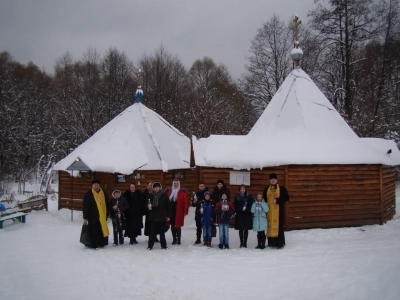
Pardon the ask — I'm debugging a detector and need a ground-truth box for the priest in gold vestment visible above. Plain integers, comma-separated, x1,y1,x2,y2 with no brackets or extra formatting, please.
263,173,289,249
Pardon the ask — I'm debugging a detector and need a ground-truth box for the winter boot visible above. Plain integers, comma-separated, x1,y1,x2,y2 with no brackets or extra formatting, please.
171,227,177,245
176,228,181,245
195,229,202,244
243,231,248,248
194,235,201,244
260,235,266,249
224,244,229,249
239,230,244,248
203,241,207,246
255,236,261,249
218,244,224,249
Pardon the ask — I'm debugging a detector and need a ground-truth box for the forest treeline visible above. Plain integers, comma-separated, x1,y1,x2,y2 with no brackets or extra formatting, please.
0,0,399,194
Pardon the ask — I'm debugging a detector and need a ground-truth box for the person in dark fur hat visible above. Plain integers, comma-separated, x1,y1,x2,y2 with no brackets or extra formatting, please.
263,173,289,249
212,179,230,203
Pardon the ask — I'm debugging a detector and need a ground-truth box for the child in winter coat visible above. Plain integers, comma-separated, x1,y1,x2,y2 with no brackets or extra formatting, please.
251,193,269,249
109,188,129,246
200,191,215,247
214,192,235,249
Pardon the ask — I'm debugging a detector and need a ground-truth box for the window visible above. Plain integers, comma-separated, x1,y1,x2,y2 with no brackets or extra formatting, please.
129,173,145,180
79,171,92,179
174,171,185,179
229,171,250,185
116,174,126,183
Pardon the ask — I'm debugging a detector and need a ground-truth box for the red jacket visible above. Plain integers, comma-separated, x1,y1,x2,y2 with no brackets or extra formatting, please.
165,188,189,227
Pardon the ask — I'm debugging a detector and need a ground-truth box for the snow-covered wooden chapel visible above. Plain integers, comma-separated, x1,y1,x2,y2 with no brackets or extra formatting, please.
192,30,400,230
54,85,198,211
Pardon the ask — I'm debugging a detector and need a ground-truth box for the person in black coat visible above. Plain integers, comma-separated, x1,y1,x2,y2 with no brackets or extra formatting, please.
263,173,290,249
234,184,254,248
212,179,230,203
146,182,171,250
143,181,158,242
108,188,129,246
83,179,109,249
123,183,145,245
191,182,208,244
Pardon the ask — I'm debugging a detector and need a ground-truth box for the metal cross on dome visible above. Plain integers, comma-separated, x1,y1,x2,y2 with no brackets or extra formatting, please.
293,15,301,47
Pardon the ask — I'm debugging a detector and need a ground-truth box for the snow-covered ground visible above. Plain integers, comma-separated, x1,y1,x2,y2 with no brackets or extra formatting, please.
1,186,400,300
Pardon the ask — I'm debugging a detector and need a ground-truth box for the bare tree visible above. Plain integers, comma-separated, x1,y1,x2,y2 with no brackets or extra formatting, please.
241,14,293,115
308,0,377,124
139,45,190,135
188,57,254,137
100,47,136,122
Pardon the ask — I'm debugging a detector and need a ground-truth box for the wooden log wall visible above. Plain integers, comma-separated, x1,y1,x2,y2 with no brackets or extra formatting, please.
58,169,198,210
59,165,397,230
381,166,396,223
199,167,286,201
287,165,382,230
199,164,395,230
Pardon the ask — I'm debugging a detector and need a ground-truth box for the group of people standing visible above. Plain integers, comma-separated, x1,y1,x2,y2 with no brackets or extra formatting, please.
82,173,289,250
191,173,289,249
83,179,188,250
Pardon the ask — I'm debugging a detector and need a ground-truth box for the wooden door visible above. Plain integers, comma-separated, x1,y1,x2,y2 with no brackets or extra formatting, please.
97,173,116,200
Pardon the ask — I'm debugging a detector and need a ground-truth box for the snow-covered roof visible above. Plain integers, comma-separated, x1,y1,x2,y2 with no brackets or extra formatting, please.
54,103,190,174
193,69,400,169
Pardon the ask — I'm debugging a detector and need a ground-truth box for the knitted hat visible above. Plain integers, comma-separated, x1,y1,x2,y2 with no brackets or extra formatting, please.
216,179,224,185
91,179,100,185
204,191,211,197
269,173,278,180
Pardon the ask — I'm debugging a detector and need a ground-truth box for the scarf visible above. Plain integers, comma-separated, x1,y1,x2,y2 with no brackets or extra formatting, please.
238,192,247,204
169,181,181,202
266,184,280,238
153,191,161,207
169,188,180,202
92,188,109,237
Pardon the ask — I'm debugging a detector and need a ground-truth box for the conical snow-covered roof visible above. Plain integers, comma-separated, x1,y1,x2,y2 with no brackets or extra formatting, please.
249,69,358,139
54,103,190,174
192,69,400,169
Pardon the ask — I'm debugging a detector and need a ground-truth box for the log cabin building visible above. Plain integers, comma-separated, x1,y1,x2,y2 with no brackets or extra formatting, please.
54,101,198,211
191,43,400,230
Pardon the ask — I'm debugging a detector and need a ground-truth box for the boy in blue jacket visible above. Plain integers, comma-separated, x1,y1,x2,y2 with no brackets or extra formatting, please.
200,191,215,247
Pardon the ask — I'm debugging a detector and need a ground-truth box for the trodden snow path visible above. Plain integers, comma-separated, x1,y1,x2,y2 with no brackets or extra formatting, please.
1,192,400,300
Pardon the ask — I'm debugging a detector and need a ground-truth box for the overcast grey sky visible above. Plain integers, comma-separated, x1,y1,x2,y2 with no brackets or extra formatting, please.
0,0,315,79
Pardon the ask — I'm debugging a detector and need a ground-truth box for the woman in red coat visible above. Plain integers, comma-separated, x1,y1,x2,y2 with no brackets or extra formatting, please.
165,179,188,245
